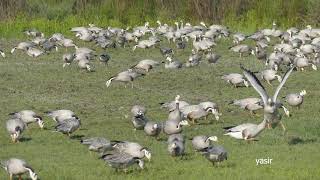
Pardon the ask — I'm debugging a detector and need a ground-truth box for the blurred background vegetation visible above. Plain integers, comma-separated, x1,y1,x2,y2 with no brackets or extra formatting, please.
0,0,319,38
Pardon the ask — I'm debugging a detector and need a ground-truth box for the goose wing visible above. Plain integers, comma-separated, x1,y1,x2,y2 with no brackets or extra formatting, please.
241,65,269,105
272,67,294,102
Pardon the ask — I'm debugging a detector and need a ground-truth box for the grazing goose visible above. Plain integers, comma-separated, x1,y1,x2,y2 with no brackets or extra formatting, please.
233,32,246,44
57,38,77,50
6,119,26,143
221,73,249,88
164,56,182,69
26,47,44,57
199,145,228,165
160,47,173,57
99,53,111,65
101,152,144,171
229,44,253,57
131,105,146,116
223,119,267,141
241,65,293,131
253,46,267,62
167,135,185,157
1,158,38,180
11,42,35,54
260,69,282,86
54,117,81,136
294,54,317,71
144,121,162,139
9,110,44,129
192,135,218,151
284,90,306,109
229,97,263,114
45,109,76,122
167,133,185,144
81,137,112,152
131,59,159,72
163,120,189,135
205,51,221,64
183,105,219,124
106,69,143,88
41,40,58,52
62,53,75,68
198,101,221,120
77,58,92,72
0,49,5,58
111,141,151,161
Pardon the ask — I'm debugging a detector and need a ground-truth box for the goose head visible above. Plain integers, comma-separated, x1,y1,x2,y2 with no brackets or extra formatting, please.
306,25,312,30
12,127,22,143
156,20,161,26
264,98,276,113
175,95,180,104
152,123,158,130
177,120,189,128
34,116,44,129
166,56,173,62
200,21,207,28
134,158,144,169
25,167,38,180
141,148,151,161
207,136,218,142
299,90,307,96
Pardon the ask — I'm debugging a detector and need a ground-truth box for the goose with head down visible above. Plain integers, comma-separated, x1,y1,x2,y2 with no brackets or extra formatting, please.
1,158,38,180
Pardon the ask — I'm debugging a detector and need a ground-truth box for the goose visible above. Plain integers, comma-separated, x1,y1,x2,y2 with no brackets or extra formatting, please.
26,47,44,57
160,47,173,57
163,120,189,135
77,58,92,72
164,56,182,69
0,49,5,58
299,44,318,55
221,73,249,88
81,137,112,152
131,105,146,116
167,133,185,144
198,101,221,119
1,158,38,180
11,42,35,54
57,38,77,50
167,136,185,157
99,53,111,65
131,110,148,130
167,95,183,122
62,53,75,68
205,51,221,64
41,40,58,52
111,141,151,161
260,69,282,85
24,29,44,38
294,53,317,71
223,119,267,141
253,46,267,62
49,33,65,42
233,33,246,44
32,37,46,45
144,121,162,139
76,30,95,42
54,117,81,136
131,59,159,72
274,43,295,54
6,119,26,143
284,90,306,109
106,69,143,88
182,105,220,124
45,109,76,122
229,44,253,57
241,65,293,131
199,145,227,165
100,152,144,171
176,40,187,49
9,110,44,129
160,99,189,112
192,135,218,151
75,47,95,55
229,97,263,114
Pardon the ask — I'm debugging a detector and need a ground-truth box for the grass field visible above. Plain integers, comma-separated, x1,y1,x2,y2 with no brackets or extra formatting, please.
0,36,320,180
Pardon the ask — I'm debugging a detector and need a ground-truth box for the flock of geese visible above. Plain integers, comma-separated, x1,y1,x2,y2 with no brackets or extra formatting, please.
1,20,318,179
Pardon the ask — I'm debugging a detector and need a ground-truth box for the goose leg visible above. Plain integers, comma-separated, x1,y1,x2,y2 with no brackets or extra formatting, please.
267,80,272,86
279,121,286,132
267,123,271,129
9,174,12,180
19,175,22,180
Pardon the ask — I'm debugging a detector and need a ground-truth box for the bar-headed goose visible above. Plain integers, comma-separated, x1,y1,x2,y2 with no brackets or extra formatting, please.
45,109,76,122
163,120,189,135
221,73,249,88
192,135,218,151
229,44,253,57
131,110,148,130
164,56,182,69
0,49,5,58
100,152,144,171
26,47,44,58
99,53,111,65
106,69,143,88
229,97,263,115
9,110,44,129
62,53,75,68
260,69,282,86
11,42,35,54
284,90,306,108
81,137,112,153
54,117,81,136
1,158,38,180
144,121,162,139
6,119,26,143
199,145,227,165
167,135,185,157
167,95,183,122
111,141,151,161
241,65,294,131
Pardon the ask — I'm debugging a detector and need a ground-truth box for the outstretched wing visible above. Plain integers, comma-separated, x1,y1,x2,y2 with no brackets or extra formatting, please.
273,67,294,102
241,65,269,105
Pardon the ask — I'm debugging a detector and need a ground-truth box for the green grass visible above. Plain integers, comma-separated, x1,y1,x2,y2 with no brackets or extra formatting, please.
0,36,320,180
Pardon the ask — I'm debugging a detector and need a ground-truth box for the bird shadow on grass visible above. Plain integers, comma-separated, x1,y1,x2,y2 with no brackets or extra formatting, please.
287,136,317,145
70,134,85,140
19,137,32,142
